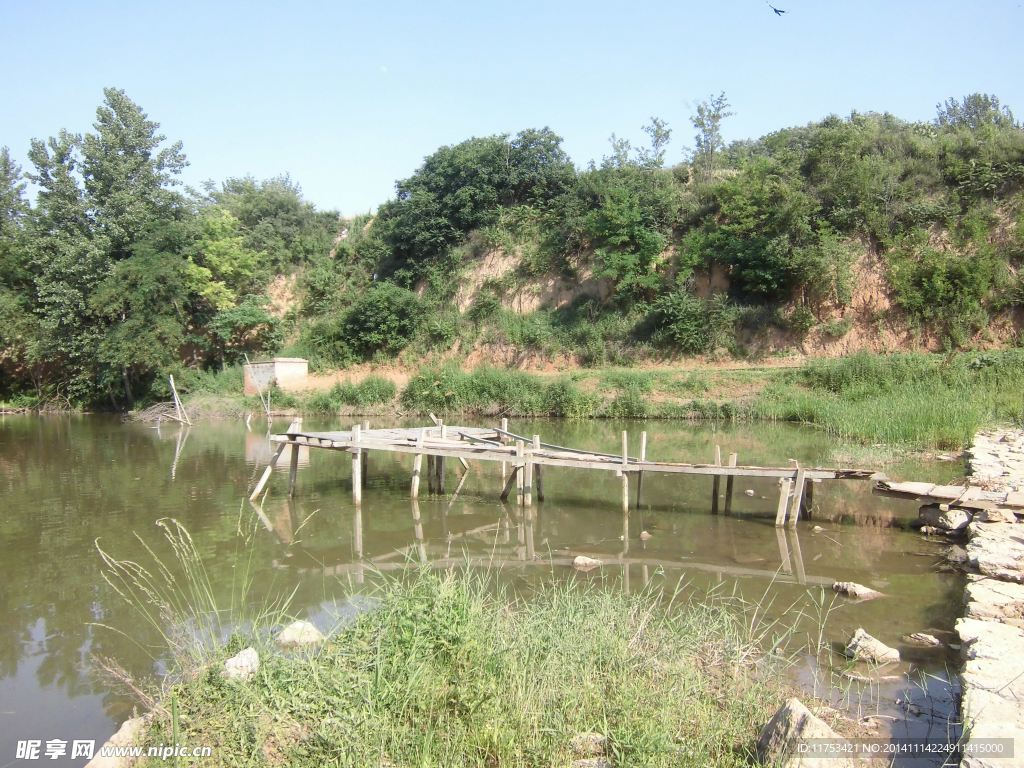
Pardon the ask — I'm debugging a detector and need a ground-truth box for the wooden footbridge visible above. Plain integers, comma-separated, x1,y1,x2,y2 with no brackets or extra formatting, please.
251,417,878,526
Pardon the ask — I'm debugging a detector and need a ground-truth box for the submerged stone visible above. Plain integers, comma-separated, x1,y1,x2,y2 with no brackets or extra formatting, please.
844,628,900,663
572,556,603,569
903,632,942,646
277,620,324,648
756,698,856,768
832,581,884,601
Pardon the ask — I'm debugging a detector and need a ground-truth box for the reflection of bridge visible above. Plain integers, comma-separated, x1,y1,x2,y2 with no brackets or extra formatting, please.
253,418,878,527
251,493,823,588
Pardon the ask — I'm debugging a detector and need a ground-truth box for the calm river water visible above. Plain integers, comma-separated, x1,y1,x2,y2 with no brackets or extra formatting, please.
0,415,966,764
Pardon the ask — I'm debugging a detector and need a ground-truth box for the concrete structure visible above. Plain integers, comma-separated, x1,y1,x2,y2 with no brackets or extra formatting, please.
243,358,308,396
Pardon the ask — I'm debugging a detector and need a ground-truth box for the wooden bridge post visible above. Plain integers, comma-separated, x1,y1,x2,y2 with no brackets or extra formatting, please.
711,445,722,514
411,428,425,499
438,424,447,495
723,452,738,516
775,477,793,526
250,416,300,501
411,499,426,562
500,418,509,483
361,420,370,488
621,431,630,514
787,469,806,528
353,504,364,584
636,431,647,509
532,435,544,502
352,424,362,505
516,441,525,506
287,417,303,498
499,465,520,501
801,478,815,519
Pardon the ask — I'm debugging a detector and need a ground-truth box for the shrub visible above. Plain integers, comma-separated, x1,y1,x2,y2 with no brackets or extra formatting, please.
343,283,425,358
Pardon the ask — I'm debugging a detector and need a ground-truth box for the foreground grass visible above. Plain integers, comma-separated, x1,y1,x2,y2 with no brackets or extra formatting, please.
135,570,796,767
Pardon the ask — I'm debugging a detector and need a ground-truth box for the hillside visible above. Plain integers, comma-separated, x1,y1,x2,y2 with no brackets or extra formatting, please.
1,90,1023,409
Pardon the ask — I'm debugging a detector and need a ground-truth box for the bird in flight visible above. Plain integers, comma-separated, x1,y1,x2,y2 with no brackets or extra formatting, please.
766,1,787,15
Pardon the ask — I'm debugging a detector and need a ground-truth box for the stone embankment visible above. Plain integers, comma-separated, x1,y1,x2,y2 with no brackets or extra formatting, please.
950,428,1024,767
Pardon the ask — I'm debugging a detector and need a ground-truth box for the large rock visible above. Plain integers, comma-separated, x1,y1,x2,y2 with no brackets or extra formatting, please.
85,715,150,768
572,556,603,569
831,582,884,601
756,698,856,768
919,504,971,531
222,646,259,680
277,620,324,648
844,628,900,663
966,522,1024,582
964,577,1024,624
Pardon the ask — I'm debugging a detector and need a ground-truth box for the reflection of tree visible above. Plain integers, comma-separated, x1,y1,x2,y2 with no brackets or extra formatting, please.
0,417,282,704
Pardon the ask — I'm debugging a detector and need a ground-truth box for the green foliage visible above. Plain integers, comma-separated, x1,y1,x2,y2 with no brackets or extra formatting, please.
208,175,339,269
304,283,425,366
376,128,576,282
886,240,993,346
789,305,817,335
207,297,283,366
690,92,735,183
753,351,1024,448
652,292,737,354
582,166,678,300
400,366,599,418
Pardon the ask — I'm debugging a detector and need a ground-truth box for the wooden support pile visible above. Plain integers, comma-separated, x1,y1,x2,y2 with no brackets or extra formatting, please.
258,422,874,521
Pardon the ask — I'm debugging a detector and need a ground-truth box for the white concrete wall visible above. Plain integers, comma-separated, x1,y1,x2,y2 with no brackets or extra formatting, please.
243,358,308,396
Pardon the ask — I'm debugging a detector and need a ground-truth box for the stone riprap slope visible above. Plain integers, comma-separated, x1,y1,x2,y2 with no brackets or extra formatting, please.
956,428,1024,767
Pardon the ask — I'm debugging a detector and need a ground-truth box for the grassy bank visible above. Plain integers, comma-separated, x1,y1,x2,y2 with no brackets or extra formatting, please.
169,351,1024,450
127,568,803,767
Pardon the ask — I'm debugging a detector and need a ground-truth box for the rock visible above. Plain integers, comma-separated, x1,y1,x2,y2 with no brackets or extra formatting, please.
919,504,971,531
966,522,1024,582
975,508,1017,524
85,715,150,768
639,531,652,541
756,698,857,768
570,732,606,756
903,632,942,646
277,620,324,648
570,760,612,768
572,556,604,569
222,647,259,680
844,628,900,663
744,489,755,496
832,582,884,601
964,578,1024,622
946,544,969,564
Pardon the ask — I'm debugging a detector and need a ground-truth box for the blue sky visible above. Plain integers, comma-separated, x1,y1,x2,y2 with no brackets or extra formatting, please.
2,0,1022,214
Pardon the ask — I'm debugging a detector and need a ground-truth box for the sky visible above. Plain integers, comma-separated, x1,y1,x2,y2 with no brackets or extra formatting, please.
2,0,1022,215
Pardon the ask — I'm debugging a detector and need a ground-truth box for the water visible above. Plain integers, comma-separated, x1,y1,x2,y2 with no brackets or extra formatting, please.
0,415,966,762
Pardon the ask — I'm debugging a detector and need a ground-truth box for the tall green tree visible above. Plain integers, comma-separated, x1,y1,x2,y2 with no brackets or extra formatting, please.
26,89,190,403
690,93,734,182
